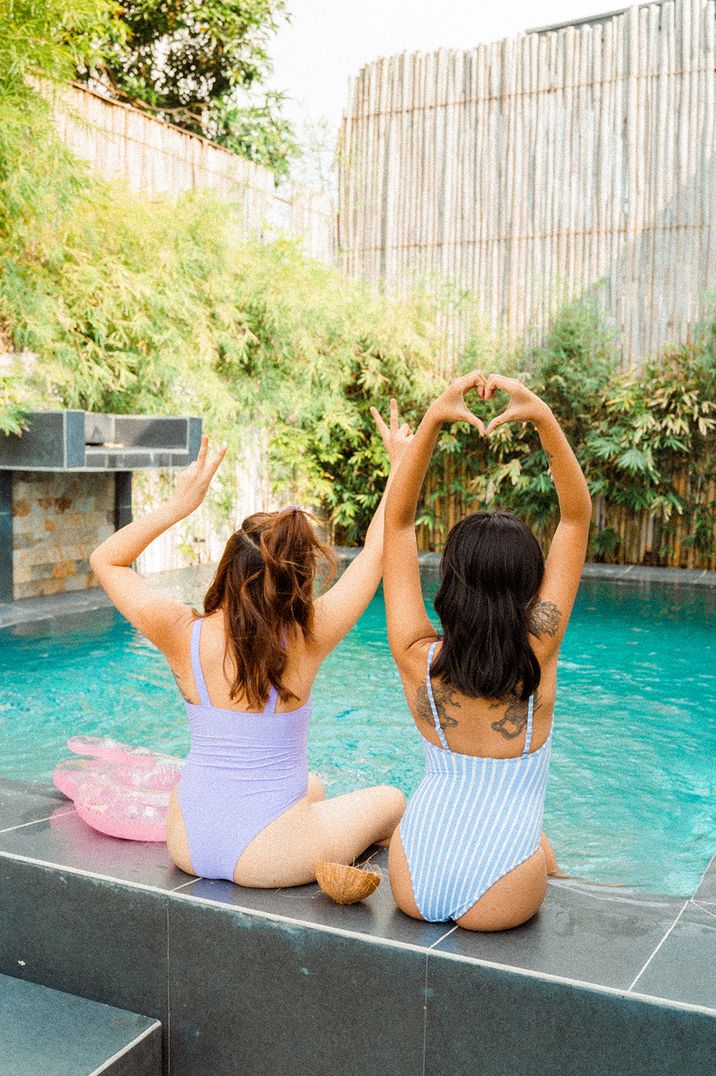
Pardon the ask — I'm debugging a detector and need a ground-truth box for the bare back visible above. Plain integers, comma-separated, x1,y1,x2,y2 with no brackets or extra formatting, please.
397,634,558,760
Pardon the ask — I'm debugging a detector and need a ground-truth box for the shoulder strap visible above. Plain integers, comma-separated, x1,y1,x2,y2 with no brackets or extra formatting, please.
522,694,535,757
264,684,278,714
426,641,450,751
190,619,212,708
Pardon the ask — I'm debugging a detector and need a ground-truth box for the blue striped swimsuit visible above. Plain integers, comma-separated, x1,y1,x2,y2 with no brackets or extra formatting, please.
399,641,552,922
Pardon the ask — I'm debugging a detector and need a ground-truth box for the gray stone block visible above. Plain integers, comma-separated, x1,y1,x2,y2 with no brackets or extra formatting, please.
64,411,85,468
114,417,188,449
187,417,202,460
0,413,65,469
84,413,115,445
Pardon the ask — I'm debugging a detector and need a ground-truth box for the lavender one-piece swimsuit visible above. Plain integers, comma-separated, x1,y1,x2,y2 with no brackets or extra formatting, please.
176,618,311,880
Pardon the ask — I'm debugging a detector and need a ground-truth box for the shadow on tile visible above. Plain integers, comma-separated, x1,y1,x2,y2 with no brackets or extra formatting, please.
0,856,168,1032
429,878,684,990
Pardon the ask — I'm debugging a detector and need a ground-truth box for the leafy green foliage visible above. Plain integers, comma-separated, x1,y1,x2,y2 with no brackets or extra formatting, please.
74,0,298,180
416,300,715,563
0,13,713,564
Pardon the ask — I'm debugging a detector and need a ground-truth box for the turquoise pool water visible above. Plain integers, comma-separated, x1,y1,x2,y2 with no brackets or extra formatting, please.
1,577,714,897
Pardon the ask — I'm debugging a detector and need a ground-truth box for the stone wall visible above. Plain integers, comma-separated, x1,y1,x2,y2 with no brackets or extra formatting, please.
11,472,115,600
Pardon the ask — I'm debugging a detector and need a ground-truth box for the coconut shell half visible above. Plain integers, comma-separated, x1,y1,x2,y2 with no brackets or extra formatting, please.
315,860,381,905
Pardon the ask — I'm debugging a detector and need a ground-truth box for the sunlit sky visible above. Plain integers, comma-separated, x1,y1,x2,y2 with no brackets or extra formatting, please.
266,0,631,137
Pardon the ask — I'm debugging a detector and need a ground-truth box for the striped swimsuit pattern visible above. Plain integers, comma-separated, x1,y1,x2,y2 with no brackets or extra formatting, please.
399,641,552,922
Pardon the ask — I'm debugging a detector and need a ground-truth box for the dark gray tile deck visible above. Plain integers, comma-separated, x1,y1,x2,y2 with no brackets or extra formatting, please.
0,588,113,628
0,780,714,1075
179,847,450,949
0,972,161,1076
632,902,716,1010
430,878,685,990
0,807,187,891
694,852,716,903
0,856,169,1039
0,778,73,832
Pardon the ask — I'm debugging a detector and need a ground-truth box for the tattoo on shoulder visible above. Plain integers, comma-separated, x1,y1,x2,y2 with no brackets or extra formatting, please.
490,692,540,740
415,681,461,732
171,668,195,705
527,595,562,638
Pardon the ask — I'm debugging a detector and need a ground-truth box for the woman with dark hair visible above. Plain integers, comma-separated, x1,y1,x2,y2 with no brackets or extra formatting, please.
90,408,410,887
382,371,591,931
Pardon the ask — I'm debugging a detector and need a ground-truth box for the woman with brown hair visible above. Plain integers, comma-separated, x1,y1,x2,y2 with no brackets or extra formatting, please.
90,407,411,887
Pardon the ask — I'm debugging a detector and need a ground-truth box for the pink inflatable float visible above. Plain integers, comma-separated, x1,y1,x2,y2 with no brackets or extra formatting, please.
52,736,184,842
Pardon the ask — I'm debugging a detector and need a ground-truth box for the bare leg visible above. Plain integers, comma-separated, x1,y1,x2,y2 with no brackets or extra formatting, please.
310,785,405,862
234,784,406,888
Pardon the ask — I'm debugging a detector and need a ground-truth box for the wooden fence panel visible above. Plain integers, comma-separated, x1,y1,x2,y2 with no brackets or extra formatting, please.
337,0,716,370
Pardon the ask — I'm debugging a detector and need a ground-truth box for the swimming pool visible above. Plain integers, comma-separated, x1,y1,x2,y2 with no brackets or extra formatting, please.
0,575,713,897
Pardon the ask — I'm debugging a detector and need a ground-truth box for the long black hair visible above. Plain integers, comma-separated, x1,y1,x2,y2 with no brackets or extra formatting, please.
431,510,544,701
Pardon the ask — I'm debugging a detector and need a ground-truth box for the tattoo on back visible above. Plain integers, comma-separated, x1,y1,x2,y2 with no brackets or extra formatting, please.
415,681,461,733
171,668,195,705
527,595,562,638
490,693,540,740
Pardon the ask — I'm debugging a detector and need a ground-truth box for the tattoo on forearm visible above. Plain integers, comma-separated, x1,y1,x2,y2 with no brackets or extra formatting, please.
527,595,562,638
490,693,540,740
415,681,460,732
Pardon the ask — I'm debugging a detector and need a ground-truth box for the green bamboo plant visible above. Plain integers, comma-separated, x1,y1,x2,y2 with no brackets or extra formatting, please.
0,7,713,565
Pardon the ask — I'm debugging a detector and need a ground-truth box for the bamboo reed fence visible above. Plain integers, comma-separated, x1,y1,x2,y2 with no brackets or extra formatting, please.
47,81,336,263
337,0,716,373
418,464,716,569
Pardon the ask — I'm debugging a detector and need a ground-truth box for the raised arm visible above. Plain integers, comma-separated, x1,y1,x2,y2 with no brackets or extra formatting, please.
310,400,413,656
89,436,226,658
383,372,485,661
483,374,592,653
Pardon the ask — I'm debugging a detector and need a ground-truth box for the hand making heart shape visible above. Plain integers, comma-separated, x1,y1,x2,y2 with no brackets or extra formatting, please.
430,370,551,435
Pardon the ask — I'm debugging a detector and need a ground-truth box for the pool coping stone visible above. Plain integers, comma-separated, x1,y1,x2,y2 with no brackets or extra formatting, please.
0,778,713,1015
0,779,713,1075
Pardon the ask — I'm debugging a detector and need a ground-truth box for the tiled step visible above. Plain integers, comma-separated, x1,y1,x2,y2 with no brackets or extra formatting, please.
0,973,161,1076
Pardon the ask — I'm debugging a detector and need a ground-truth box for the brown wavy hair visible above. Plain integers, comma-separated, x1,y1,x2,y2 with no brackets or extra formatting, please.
201,508,336,709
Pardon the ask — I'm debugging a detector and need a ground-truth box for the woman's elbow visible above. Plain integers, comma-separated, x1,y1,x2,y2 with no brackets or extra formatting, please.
89,548,109,580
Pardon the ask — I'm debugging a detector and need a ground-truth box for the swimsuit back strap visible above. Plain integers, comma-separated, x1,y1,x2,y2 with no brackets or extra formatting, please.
264,684,278,714
426,640,450,751
522,694,535,757
190,618,212,708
